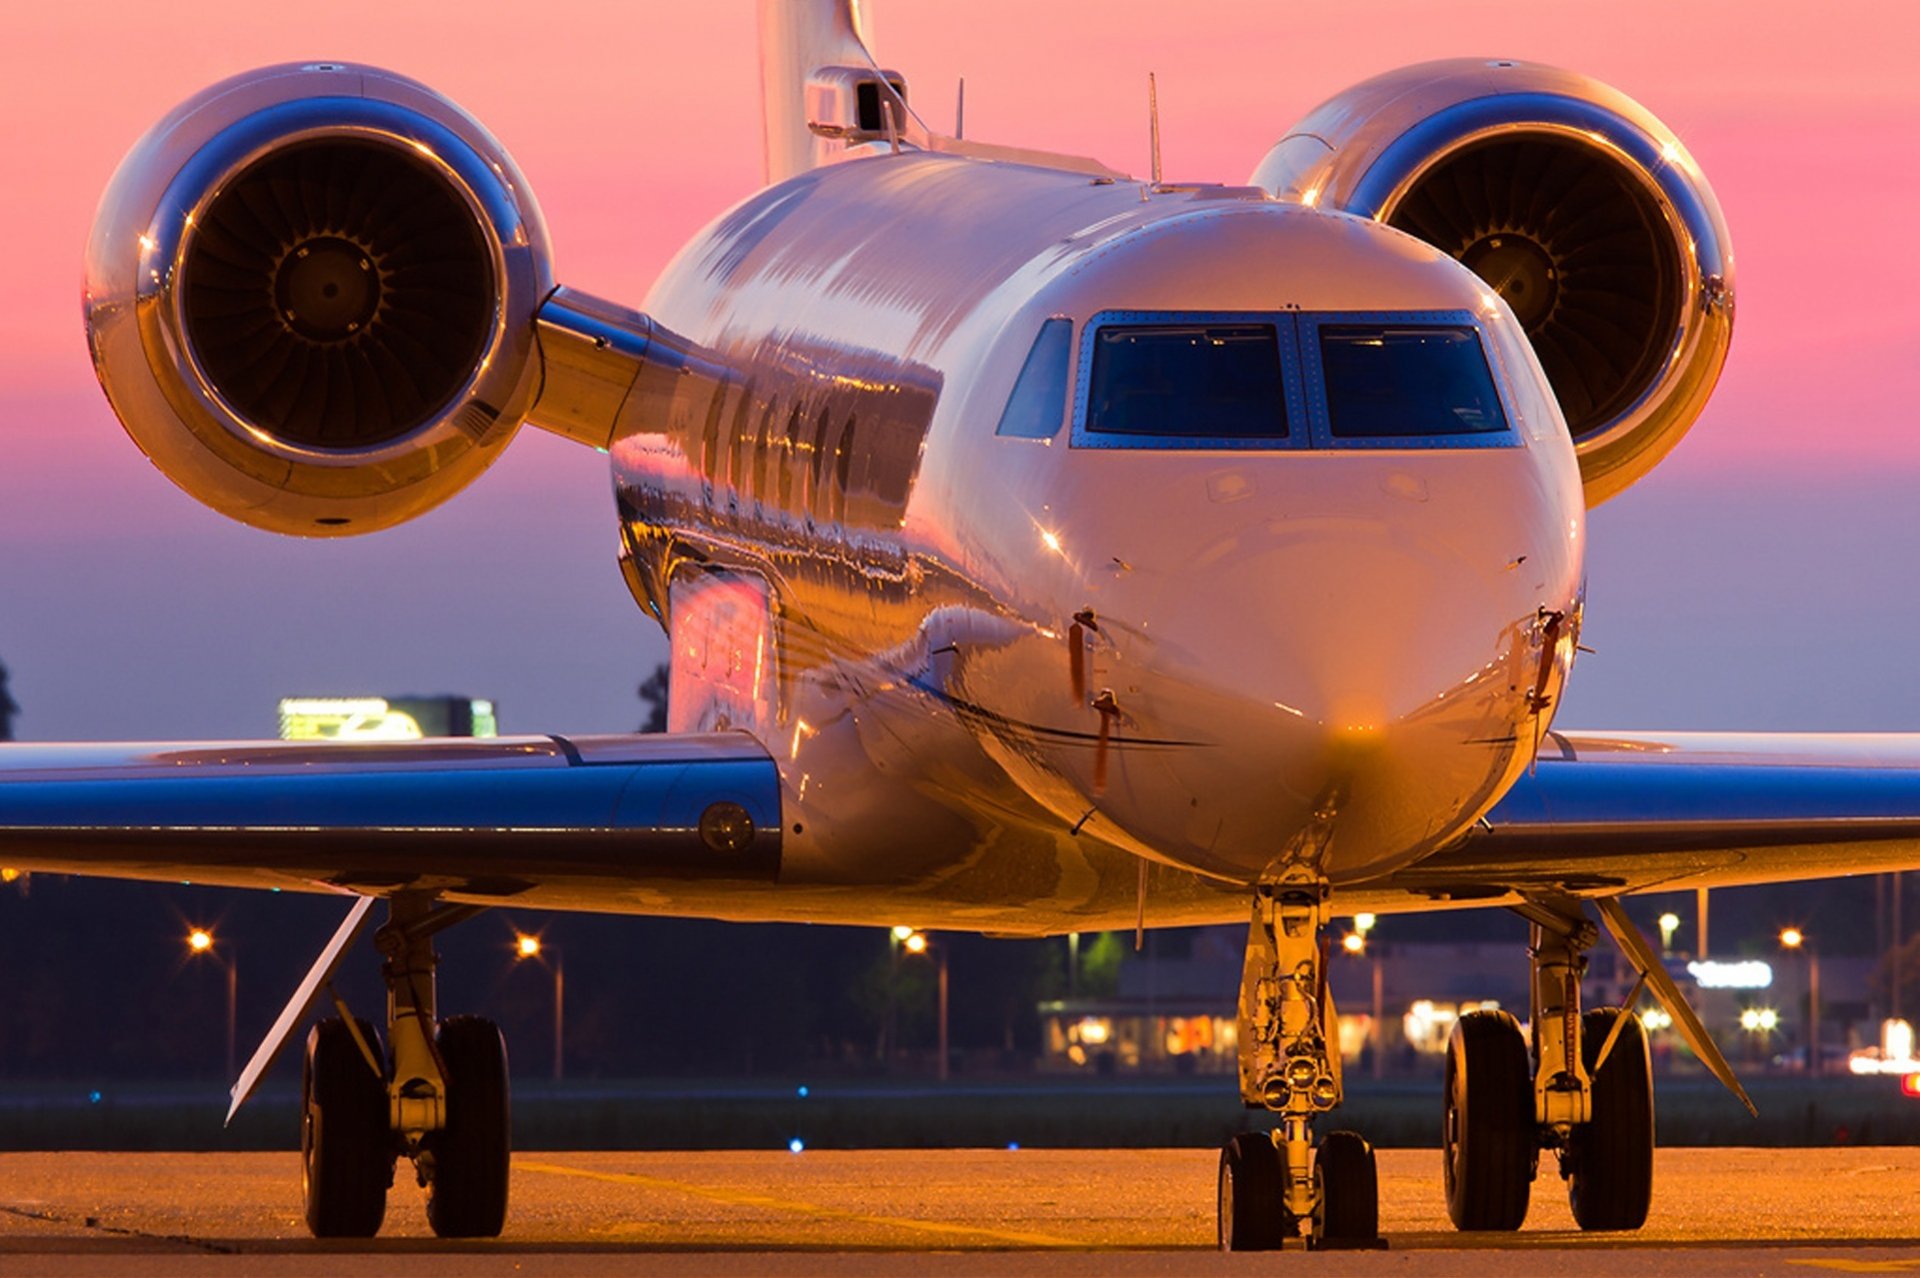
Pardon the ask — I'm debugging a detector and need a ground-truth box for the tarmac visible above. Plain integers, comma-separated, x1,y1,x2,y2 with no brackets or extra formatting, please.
2,1147,1918,1275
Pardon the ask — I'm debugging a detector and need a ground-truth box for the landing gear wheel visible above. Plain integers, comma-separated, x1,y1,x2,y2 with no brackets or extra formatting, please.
1567,1007,1653,1230
424,1015,511,1238
1313,1130,1381,1248
1218,1132,1289,1251
1444,1008,1535,1231
302,1017,392,1238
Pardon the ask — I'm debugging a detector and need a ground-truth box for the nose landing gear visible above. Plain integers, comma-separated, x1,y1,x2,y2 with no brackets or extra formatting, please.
1217,882,1384,1251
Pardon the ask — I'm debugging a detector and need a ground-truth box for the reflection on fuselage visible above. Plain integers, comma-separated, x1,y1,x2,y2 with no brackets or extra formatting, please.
612,153,1585,893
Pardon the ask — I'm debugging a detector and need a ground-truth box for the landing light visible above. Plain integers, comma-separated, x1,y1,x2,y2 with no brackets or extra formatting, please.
1341,932,1366,955
187,927,214,953
891,925,916,942
515,933,542,959
902,930,929,955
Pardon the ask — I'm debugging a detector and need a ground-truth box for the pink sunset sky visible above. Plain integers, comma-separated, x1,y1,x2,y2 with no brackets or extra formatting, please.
1,0,1917,740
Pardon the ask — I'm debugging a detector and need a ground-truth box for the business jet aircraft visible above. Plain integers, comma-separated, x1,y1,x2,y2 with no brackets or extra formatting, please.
9,0,1917,1250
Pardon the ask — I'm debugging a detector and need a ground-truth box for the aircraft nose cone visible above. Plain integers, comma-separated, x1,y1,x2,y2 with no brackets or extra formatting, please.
1098,520,1538,882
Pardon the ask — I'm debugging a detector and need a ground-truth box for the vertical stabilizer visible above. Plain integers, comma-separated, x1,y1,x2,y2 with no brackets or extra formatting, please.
759,0,882,185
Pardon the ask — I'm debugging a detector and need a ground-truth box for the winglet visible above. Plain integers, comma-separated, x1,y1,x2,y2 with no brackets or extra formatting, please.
226,895,377,1125
1594,896,1758,1118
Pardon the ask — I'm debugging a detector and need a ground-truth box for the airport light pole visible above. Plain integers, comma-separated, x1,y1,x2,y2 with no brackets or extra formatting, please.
1781,928,1821,1076
514,932,564,1081
1658,912,1681,955
1343,916,1387,1079
186,927,237,1081
902,929,949,1081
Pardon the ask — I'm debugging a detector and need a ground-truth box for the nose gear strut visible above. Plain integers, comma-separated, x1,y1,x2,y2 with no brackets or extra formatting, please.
1219,878,1383,1250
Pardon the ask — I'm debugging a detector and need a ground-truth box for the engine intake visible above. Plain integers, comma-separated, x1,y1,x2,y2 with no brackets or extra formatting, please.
1253,60,1733,505
85,64,553,534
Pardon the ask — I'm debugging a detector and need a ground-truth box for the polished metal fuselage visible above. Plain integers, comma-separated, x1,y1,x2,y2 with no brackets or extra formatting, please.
607,150,1587,930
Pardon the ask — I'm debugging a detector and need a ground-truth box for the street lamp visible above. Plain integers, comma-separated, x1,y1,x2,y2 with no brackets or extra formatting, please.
1658,913,1681,954
185,926,237,1080
1342,921,1385,1080
513,932,564,1081
1781,927,1821,1076
899,930,948,1081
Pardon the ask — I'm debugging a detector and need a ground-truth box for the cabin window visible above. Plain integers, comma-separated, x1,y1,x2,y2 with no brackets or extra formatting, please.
1318,325,1509,439
832,416,856,522
753,402,777,499
995,318,1073,440
1085,324,1288,441
809,405,833,512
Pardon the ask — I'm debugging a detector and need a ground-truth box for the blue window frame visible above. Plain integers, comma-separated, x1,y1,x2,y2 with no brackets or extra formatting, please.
1066,308,1518,452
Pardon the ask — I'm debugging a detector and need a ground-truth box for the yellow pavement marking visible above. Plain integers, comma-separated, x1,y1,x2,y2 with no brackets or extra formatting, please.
1787,1262,1920,1273
516,1160,1084,1249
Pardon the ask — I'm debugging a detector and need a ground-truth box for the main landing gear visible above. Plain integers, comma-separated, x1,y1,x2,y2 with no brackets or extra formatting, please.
1218,882,1384,1251
1442,899,1654,1233
301,894,511,1238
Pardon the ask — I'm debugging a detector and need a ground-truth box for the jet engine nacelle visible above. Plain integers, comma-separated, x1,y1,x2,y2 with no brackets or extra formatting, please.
84,63,553,535
1254,60,1733,506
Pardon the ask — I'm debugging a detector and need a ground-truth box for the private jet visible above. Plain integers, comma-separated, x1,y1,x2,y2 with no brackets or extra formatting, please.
7,0,1915,1251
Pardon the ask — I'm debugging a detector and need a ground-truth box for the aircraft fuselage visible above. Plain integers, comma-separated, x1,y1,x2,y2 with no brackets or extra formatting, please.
612,152,1585,905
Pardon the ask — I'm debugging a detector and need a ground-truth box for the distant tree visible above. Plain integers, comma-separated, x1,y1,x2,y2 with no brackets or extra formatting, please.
636,663,669,733
0,661,17,741
1079,932,1126,998
1874,933,1920,1018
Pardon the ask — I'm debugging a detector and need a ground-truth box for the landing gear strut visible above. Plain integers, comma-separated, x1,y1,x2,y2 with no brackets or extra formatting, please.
299,894,510,1239
1217,882,1382,1251
1440,898,1655,1234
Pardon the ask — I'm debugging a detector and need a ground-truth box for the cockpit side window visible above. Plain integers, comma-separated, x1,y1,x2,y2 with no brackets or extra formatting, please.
994,317,1074,440
1086,324,1287,441
1318,325,1509,439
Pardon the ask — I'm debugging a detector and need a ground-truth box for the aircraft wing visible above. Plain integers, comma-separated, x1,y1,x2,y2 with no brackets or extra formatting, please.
1397,731,1920,901
0,733,782,902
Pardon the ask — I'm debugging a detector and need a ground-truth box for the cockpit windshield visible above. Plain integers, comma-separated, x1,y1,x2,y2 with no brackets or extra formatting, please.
1318,325,1508,439
1055,310,1517,452
1086,324,1288,441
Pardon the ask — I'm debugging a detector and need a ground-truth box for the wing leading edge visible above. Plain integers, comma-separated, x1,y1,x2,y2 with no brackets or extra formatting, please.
0,733,781,902
1396,731,1920,902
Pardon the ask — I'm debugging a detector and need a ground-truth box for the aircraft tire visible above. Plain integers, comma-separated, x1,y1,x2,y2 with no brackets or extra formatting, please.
1217,1132,1289,1250
1313,1129,1380,1247
425,1015,512,1238
1443,1008,1534,1230
302,1017,391,1238
1567,1007,1654,1230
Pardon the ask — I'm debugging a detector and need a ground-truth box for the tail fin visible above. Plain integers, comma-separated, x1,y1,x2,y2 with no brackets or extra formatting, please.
758,0,884,185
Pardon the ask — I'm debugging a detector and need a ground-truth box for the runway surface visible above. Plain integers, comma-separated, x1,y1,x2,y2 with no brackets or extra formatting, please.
2,1147,1917,1275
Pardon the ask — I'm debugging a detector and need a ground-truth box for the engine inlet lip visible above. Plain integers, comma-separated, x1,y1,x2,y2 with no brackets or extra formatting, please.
140,98,520,467
1349,94,1732,464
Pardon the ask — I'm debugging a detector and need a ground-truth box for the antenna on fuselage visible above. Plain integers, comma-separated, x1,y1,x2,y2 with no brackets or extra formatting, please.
1148,72,1163,185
